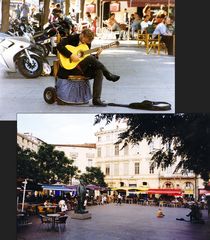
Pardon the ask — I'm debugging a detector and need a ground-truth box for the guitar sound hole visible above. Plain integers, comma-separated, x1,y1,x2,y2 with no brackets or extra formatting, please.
78,51,84,58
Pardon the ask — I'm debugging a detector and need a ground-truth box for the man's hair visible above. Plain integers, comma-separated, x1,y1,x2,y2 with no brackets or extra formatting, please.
156,13,166,19
81,29,94,41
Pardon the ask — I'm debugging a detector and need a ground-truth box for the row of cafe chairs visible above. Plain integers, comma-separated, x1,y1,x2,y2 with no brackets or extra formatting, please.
39,213,68,232
137,30,168,55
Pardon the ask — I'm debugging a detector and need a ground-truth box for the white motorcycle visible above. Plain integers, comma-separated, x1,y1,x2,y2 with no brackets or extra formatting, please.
0,33,48,78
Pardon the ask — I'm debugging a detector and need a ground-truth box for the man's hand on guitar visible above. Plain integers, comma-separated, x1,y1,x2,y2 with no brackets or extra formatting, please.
97,48,103,56
95,48,103,58
70,54,80,62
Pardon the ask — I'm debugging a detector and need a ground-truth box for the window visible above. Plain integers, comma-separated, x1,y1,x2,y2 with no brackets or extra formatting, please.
69,152,78,160
106,146,111,157
123,163,129,175
115,144,119,156
120,182,124,187
185,182,193,189
135,162,140,174
165,182,172,188
105,165,110,175
149,166,154,174
129,184,137,187
88,159,93,167
114,164,119,176
97,147,101,157
106,135,110,141
142,182,147,186
98,136,101,142
124,145,129,155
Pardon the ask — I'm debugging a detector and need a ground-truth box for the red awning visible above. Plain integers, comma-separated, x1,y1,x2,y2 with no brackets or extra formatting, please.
198,189,210,195
148,188,182,195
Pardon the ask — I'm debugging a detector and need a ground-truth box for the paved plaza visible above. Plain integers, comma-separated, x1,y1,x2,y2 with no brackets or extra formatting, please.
0,38,175,120
17,203,210,240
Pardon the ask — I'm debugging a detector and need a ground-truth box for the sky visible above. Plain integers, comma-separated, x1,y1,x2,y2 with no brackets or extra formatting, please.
17,114,120,144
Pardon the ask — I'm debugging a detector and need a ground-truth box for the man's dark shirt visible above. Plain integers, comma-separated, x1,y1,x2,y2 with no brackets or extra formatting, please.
57,34,91,78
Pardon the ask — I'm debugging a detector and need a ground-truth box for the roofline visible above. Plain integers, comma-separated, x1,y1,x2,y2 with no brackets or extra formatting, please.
52,143,96,148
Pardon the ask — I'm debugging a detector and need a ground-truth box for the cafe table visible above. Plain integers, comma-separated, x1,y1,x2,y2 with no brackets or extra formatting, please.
47,213,60,230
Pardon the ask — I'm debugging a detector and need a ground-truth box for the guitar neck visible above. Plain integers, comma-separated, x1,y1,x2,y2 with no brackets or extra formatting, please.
84,43,116,55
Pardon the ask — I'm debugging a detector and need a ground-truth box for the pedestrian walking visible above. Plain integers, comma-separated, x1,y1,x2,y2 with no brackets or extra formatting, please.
117,194,122,205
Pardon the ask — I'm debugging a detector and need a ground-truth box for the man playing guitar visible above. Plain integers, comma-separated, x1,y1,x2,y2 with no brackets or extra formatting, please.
56,29,120,106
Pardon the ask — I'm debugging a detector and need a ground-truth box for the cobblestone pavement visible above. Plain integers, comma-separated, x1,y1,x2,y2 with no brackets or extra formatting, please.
0,38,175,120
17,203,210,240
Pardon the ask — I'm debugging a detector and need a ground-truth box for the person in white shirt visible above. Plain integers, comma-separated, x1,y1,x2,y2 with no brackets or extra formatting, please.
59,199,68,212
117,194,122,205
141,14,153,33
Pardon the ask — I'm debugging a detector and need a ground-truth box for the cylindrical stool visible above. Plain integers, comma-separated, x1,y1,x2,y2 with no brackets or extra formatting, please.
56,75,92,104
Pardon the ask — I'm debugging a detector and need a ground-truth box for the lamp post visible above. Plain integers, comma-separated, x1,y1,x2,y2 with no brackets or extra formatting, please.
21,179,27,212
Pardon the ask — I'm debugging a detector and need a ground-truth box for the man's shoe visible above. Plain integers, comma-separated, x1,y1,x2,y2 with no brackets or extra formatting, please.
104,72,120,82
92,98,107,107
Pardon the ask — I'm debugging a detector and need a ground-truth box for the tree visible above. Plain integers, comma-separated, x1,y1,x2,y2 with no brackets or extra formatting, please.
36,143,79,184
17,144,45,183
1,0,10,32
17,143,79,184
80,167,107,187
94,113,210,182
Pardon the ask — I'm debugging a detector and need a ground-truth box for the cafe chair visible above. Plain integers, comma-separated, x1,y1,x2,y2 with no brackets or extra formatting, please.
55,215,68,232
146,34,167,55
39,214,52,231
137,30,147,48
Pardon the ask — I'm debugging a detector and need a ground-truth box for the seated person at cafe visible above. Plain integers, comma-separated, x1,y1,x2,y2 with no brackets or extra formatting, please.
106,13,124,40
59,199,68,212
152,14,174,55
140,14,154,33
44,200,51,206
130,12,141,39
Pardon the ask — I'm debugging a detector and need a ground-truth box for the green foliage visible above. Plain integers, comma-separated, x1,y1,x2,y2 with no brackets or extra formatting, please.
17,143,78,184
94,113,210,181
80,167,107,187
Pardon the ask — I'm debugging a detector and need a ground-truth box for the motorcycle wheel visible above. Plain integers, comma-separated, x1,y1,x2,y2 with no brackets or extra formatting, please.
43,87,56,104
17,54,43,78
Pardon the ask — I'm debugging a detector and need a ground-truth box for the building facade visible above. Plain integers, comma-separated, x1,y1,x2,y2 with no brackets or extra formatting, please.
53,144,96,174
17,132,45,152
94,125,204,199
17,133,96,184
17,129,205,199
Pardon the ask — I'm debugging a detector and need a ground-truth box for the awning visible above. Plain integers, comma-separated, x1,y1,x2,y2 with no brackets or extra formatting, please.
204,182,210,190
86,184,102,190
111,187,148,193
42,185,74,192
148,188,182,196
198,189,210,195
183,189,194,195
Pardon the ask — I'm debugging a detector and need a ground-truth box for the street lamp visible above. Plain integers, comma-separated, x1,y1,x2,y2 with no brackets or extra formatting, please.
21,179,27,212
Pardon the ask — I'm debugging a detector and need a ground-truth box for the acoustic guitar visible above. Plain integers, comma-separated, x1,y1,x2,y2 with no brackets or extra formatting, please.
57,41,119,70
